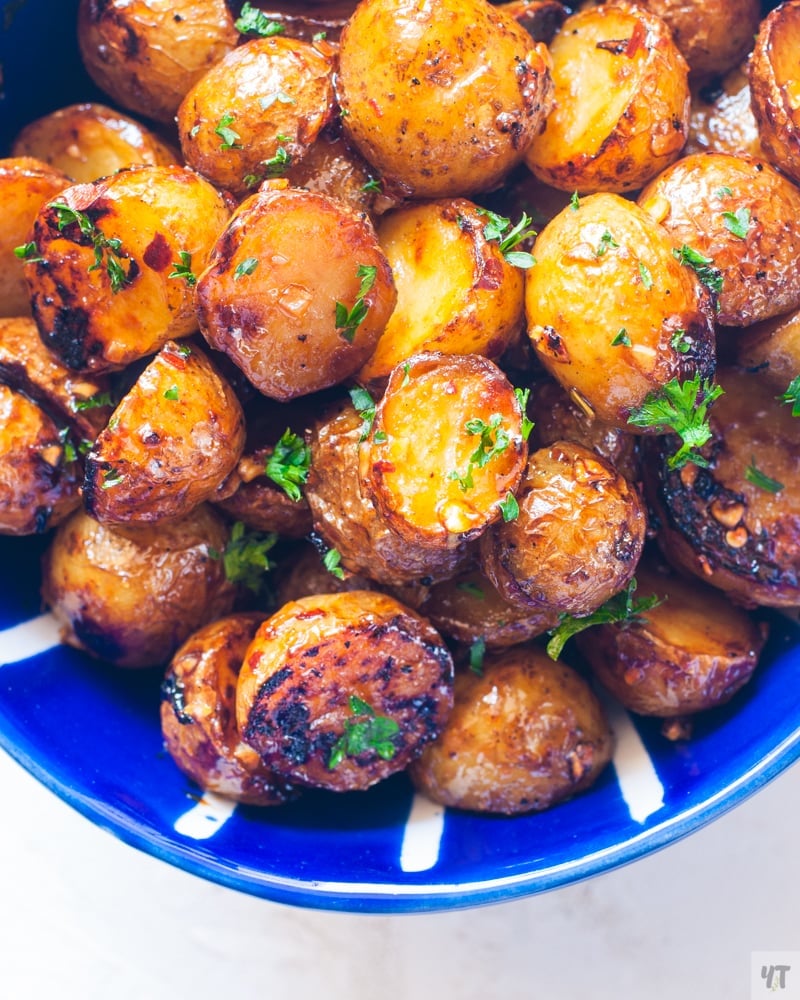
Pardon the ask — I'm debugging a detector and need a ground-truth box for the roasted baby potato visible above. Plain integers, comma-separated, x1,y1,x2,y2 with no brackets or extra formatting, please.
161,613,296,805
275,541,381,604
685,66,763,158
11,103,179,184
361,353,529,547
42,504,237,668
526,192,716,427
336,0,554,199
77,0,239,125
524,4,690,193
748,1,800,186
177,35,335,196
358,198,526,388
0,157,70,317
480,441,646,614
235,590,454,791
638,152,800,327
196,186,396,400
577,563,767,718
409,646,613,815
736,308,800,394
24,165,231,373
644,366,800,608
83,341,245,525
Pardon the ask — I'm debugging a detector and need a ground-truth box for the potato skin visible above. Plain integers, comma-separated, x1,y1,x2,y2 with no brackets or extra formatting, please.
83,340,245,525
480,441,646,614
196,187,396,400
409,646,613,815
235,590,454,791
161,613,296,805
736,308,800,394
686,66,763,158
336,0,553,199
42,504,237,668
577,564,767,718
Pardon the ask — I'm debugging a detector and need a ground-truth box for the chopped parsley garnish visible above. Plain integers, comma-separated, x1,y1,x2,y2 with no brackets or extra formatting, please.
672,244,723,295
716,186,733,199
497,491,519,522
51,202,132,293
259,90,295,110
595,229,619,257
469,636,486,675
335,264,377,343
168,251,196,286
57,427,77,464
670,328,691,354
163,384,179,401
220,521,277,593
449,412,512,492
457,581,485,599
234,2,284,37
323,547,345,580
638,261,653,290
778,375,800,416
312,30,328,42
214,114,241,151
611,328,631,347
349,385,378,441
722,206,751,240
570,191,581,211
362,177,382,193
514,386,534,441
234,257,259,280
476,208,536,268
260,145,292,177
73,391,114,411
101,467,125,489
14,241,42,262
328,695,399,769
627,374,723,470
745,458,783,494
401,362,411,387
265,428,311,502
546,578,662,660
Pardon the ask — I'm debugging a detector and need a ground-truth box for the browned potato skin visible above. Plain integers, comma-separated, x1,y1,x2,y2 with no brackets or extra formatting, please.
638,153,800,327
177,36,335,197
161,613,296,805
306,398,473,586
644,367,800,608
12,104,179,184
362,353,528,547
685,66,763,158
78,0,239,125
524,4,690,194
0,157,70,317
0,385,82,535
83,341,245,525
526,192,715,428
577,564,766,718
235,590,454,791
481,441,646,614
25,166,232,373
276,542,382,604
359,199,526,389
736,308,800,394
409,646,613,815
336,0,554,199
42,504,237,668
196,186,396,400
748,1,800,186
243,2,357,43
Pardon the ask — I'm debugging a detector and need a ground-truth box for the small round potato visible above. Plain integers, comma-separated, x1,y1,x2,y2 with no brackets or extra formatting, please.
275,542,382,605
11,103,179,184
480,441,646,614
409,646,613,815
336,0,554,199
685,66,763,158
42,504,237,667
196,187,396,400
526,192,716,428
77,0,239,125
235,590,454,792
161,613,296,805
524,4,690,194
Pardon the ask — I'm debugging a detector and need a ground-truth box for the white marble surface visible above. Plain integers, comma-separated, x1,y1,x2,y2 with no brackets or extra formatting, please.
0,747,797,1000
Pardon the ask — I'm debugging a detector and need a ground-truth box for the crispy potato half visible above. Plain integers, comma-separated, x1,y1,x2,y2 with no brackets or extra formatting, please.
526,192,715,427
235,590,454,792
161,613,296,805
524,4,690,193
409,646,613,815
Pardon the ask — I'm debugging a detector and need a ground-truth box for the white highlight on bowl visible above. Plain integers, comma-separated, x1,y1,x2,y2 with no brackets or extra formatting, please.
0,613,61,667
399,794,446,872
173,792,237,840
601,691,665,823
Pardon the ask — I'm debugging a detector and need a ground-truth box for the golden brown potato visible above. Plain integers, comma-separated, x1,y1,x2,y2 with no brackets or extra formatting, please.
685,66,763,158
306,397,474,587
196,186,396,400
480,441,646,614
83,341,245,525
77,0,239,125
577,563,767,717
275,541,381,604
409,646,613,815
177,35,335,196
361,353,529,547
235,590,454,791
161,613,296,805
42,504,237,668
638,152,800,327
644,366,800,608
748,1,800,186
0,157,70,317
524,4,690,194
336,0,554,199
736,308,800,394
526,192,716,427
358,199,526,388
24,165,231,373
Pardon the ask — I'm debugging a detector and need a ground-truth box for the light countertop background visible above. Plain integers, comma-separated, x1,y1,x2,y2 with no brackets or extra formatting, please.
0,747,797,1000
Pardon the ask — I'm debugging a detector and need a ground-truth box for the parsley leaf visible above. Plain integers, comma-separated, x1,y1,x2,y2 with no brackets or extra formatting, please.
469,636,486,675
449,413,511,492
220,521,277,593
328,695,399,769
745,458,783,494
514,386,534,441
235,3,284,37
168,250,196,286
570,191,581,211
672,244,723,295
335,264,377,343
476,208,536,268
14,241,42,262
265,428,311,502
215,113,241,151
323,547,345,580
362,176,382,193
670,328,691,354
497,491,519,522
163,384,179,401
611,328,631,347
73,391,114,412
778,376,800,417
349,385,378,441
638,261,653,290
595,229,619,257
259,90,295,110
234,257,259,280
722,206,751,240
51,201,132,293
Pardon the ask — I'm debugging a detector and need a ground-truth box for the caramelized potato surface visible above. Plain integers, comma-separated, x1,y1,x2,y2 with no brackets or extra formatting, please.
236,590,454,791
685,67,763,158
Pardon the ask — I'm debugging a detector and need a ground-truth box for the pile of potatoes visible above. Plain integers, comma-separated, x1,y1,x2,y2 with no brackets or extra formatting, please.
1,0,798,816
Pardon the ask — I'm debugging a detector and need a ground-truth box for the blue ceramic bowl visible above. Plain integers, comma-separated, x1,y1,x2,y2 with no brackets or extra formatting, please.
1,0,798,914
